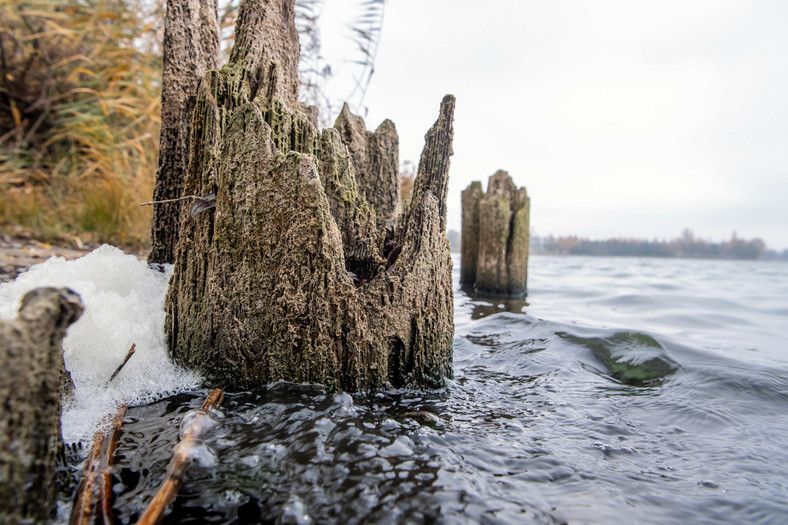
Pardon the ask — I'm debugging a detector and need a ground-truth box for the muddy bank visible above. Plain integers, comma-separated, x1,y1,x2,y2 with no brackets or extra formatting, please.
0,233,146,283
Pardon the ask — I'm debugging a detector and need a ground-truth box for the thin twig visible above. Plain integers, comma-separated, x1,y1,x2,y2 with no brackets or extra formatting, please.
69,434,100,525
107,343,136,384
69,405,128,525
138,195,208,207
136,389,224,525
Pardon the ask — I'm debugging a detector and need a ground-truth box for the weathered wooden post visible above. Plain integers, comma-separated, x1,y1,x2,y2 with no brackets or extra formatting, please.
334,104,401,230
149,0,220,264
460,181,483,285
461,170,530,297
0,287,83,524
165,0,455,391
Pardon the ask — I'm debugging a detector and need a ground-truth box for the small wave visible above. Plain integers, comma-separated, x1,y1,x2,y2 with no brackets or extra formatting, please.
557,330,680,386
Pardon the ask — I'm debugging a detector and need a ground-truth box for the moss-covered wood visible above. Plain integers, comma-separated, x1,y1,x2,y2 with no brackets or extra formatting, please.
149,0,220,264
0,287,83,524
334,104,401,230
165,0,455,391
461,170,530,297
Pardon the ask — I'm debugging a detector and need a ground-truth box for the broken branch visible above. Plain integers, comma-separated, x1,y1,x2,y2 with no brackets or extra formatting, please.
138,194,213,207
107,343,136,384
135,388,224,525
69,405,128,525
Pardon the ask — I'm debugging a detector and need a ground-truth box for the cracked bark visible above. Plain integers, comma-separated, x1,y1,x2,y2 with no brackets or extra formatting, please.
165,0,455,391
149,0,220,264
461,170,530,297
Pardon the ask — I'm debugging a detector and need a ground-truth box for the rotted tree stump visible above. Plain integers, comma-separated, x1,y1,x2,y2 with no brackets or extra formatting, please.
0,287,84,524
334,104,401,230
164,0,455,391
148,0,220,264
461,170,530,297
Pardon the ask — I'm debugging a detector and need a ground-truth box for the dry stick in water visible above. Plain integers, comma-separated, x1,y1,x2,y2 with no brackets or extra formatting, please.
100,408,126,525
136,388,224,525
107,343,136,384
69,405,128,525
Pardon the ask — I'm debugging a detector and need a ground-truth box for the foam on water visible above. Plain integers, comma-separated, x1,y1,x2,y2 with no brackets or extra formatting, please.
0,245,201,442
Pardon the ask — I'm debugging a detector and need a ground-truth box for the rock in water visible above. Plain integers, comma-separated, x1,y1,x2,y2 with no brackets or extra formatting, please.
0,287,83,524
461,170,530,297
558,331,680,386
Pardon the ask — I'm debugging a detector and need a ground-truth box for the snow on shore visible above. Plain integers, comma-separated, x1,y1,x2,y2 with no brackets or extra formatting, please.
0,245,200,442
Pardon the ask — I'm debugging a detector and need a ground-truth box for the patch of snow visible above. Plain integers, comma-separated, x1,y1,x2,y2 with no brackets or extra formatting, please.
0,245,201,442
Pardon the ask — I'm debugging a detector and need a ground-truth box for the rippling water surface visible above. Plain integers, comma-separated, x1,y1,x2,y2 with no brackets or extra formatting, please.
82,255,788,524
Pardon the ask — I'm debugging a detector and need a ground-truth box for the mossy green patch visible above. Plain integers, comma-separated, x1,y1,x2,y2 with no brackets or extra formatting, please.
559,331,680,386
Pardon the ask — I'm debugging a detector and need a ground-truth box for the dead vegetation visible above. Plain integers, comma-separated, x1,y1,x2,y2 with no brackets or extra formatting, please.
0,0,162,247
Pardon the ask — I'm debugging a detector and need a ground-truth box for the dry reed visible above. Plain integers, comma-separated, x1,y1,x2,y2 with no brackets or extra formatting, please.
0,0,163,246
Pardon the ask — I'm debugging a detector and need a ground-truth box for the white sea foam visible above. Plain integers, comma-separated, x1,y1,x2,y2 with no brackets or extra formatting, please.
0,245,201,442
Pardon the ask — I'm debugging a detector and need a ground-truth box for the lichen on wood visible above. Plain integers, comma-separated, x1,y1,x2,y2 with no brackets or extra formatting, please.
334,104,401,230
164,0,455,392
167,96,455,391
461,170,530,297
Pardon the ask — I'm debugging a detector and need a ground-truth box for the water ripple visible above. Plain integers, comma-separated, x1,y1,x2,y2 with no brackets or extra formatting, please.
92,255,788,523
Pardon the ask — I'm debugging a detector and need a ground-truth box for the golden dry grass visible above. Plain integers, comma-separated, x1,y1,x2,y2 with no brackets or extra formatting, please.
0,0,162,246
399,161,415,210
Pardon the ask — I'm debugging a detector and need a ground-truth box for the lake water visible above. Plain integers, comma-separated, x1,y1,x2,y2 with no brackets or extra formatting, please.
114,254,788,524
4,250,788,523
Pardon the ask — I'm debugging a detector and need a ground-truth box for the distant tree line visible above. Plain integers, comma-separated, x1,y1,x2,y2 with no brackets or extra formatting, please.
530,229,781,260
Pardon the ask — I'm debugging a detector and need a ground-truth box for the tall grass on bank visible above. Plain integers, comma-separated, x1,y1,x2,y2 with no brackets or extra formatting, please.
0,0,162,246
0,0,392,247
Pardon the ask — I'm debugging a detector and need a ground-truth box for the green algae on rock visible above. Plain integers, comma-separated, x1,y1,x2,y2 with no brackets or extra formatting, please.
558,331,681,386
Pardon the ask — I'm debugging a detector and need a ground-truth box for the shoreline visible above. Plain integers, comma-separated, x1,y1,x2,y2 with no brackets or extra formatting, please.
0,234,147,283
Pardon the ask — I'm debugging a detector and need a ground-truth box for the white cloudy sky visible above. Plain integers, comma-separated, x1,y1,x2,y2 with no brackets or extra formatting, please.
317,0,788,250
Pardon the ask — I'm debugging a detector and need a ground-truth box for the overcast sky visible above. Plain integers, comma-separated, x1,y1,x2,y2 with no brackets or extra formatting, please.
317,0,788,250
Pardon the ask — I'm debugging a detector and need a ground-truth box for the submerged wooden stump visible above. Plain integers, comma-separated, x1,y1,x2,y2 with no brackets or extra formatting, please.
461,170,530,297
164,0,455,391
0,287,83,524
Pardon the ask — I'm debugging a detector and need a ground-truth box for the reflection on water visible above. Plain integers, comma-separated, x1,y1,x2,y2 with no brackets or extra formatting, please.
69,255,788,523
470,298,529,320
461,285,530,320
